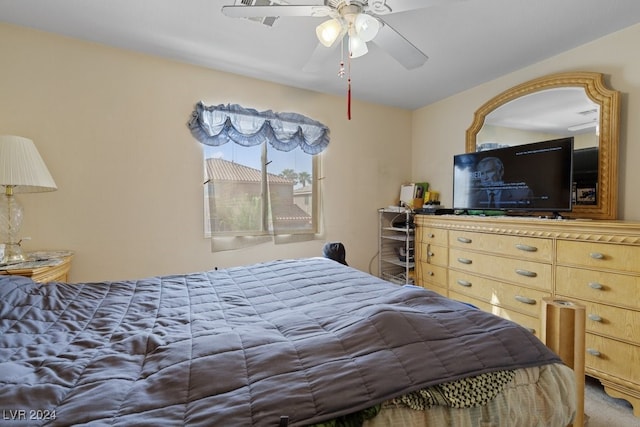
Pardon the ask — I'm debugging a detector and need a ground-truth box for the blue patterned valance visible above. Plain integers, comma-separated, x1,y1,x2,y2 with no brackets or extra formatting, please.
188,102,330,155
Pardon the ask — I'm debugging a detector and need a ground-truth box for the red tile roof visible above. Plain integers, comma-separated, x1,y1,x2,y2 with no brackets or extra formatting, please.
205,157,292,184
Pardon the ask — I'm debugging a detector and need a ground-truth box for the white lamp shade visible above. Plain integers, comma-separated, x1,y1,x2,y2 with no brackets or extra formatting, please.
349,35,368,58
354,13,380,42
316,18,343,47
0,135,57,193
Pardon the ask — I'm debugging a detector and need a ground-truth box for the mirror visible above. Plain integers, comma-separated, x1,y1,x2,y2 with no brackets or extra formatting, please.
466,72,620,220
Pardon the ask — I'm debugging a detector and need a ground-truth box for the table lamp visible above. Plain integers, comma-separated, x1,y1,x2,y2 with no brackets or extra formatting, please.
0,135,57,264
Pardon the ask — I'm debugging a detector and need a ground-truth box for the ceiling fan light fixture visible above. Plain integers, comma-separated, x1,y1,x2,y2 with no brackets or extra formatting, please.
316,18,343,47
349,35,368,58
354,13,380,42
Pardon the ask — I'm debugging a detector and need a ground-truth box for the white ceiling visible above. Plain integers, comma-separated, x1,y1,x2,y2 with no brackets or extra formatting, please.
1,0,640,111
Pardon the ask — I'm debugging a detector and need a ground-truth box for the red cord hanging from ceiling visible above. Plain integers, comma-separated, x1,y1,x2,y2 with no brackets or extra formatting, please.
347,53,352,121
338,37,352,121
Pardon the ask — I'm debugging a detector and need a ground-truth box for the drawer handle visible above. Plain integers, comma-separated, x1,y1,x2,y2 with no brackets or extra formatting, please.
588,282,603,290
456,279,472,287
427,251,435,257
526,328,536,334
428,233,435,238
589,252,605,260
427,271,435,277
515,244,538,252
457,237,472,244
515,269,537,278
586,348,601,357
457,258,472,265
514,295,536,305
588,314,602,322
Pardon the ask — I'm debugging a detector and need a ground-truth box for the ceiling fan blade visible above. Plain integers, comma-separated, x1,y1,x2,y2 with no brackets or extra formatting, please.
372,20,428,69
302,42,341,73
221,5,332,18
368,0,465,15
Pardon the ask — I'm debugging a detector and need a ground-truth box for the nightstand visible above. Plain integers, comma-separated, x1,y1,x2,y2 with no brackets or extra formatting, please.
0,251,73,283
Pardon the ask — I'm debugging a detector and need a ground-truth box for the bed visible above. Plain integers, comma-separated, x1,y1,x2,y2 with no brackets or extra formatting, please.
0,257,575,426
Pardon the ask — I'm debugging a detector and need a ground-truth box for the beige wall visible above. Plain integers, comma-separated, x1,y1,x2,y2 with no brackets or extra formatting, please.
0,23,412,282
412,23,640,220
4,21,639,283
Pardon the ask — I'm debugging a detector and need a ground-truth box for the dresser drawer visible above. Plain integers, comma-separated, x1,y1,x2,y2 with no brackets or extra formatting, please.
577,300,640,344
417,242,448,266
450,248,552,291
448,270,551,318
417,226,448,246
449,230,552,262
448,291,540,338
585,334,640,385
417,262,448,288
556,266,640,310
557,240,640,273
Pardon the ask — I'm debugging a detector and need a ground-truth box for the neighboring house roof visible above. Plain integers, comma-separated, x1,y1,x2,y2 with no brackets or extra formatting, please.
273,203,311,221
294,185,312,196
205,157,292,184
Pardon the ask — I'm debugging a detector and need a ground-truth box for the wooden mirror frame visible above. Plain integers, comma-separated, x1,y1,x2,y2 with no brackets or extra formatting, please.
466,72,620,220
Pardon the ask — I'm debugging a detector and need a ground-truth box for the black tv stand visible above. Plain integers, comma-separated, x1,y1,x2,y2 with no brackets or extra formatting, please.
453,210,572,220
535,211,570,220
503,211,569,220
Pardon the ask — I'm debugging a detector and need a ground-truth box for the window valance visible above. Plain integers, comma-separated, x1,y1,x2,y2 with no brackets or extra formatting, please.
188,102,330,154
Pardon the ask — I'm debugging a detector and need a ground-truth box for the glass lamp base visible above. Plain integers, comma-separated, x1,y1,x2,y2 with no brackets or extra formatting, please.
1,191,25,264
2,242,25,264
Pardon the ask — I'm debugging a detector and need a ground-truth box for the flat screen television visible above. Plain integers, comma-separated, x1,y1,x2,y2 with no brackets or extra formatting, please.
453,137,574,215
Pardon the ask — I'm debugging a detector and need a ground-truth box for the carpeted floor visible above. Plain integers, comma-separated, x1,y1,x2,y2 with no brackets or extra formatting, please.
584,376,640,426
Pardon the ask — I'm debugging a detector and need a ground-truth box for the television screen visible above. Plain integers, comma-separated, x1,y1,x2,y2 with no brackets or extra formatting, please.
453,137,574,213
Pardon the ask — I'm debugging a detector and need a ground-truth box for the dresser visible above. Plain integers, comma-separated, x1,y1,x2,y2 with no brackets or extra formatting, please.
415,214,640,417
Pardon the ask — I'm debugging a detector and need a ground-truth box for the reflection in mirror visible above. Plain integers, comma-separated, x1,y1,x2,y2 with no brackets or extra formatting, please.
478,88,599,149
478,88,600,207
466,72,620,220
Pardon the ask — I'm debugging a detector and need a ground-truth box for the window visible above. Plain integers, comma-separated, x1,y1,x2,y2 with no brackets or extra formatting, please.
203,142,317,238
188,102,329,251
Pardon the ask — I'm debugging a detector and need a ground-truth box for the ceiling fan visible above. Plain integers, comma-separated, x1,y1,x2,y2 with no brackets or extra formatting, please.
221,0,443,70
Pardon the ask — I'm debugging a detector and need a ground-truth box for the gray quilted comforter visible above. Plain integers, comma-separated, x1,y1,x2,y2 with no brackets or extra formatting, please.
0,257,561,426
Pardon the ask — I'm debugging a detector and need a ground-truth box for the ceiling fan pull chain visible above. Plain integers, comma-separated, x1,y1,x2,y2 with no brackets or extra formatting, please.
348,77,352,120
338,44,345,78
347,50,352,120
